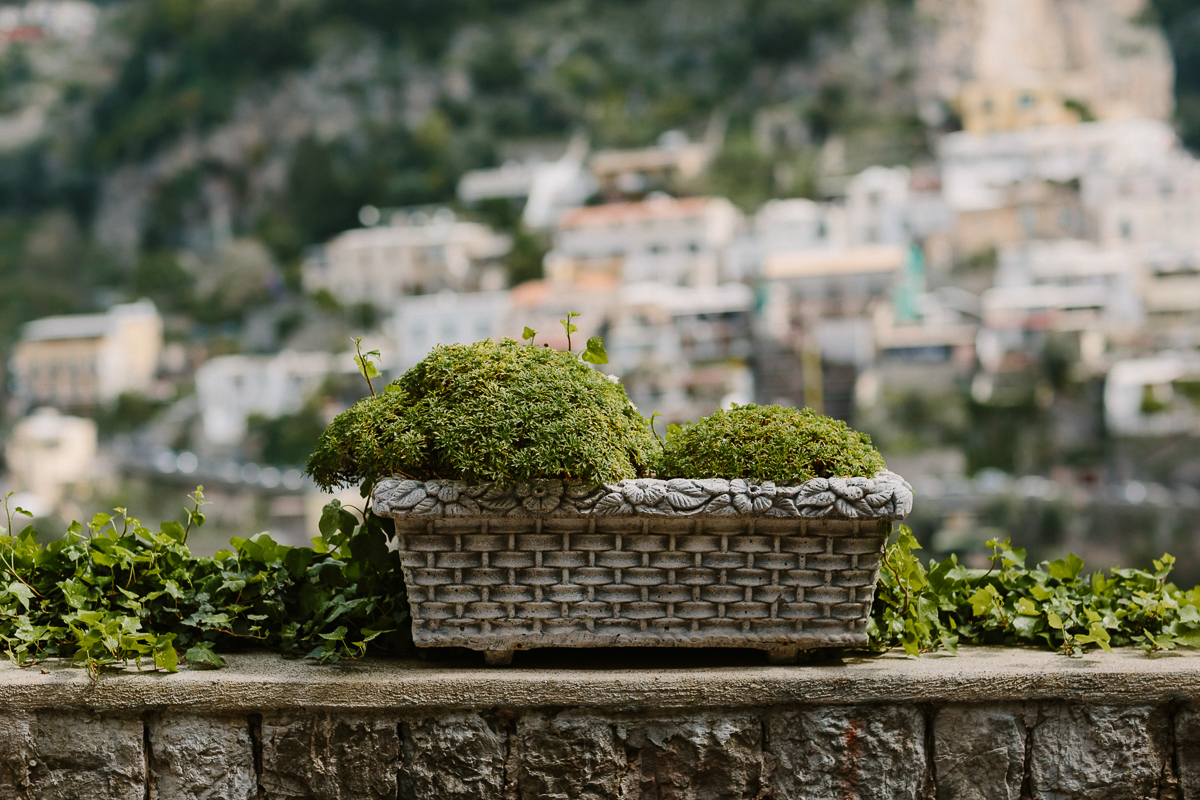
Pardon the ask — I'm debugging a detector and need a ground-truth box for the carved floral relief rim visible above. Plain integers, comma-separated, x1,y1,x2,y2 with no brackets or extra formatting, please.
371,470,913,521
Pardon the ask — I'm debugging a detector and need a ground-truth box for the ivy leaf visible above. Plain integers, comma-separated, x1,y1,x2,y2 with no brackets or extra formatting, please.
319,625,348,642
1047,554,1084,581
160,520,187,544
185,645,226,668
354,354,382,380
1046,612,1064,630
968,585,997,617
581,336,609,365
6,582,32,610
153,635,178,673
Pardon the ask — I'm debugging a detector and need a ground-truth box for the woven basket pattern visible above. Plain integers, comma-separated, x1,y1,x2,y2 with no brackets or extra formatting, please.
395,517,888,650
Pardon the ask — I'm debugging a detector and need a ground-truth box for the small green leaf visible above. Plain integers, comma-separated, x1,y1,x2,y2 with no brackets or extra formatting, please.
319,625,348,642
1047,612,1064,630
160,520,187,543
153,635,178,673
6,582,33,610
522,326,538,343
581,336,609,365
1047,554,1084,581
354,355,382,380
184,645,226,669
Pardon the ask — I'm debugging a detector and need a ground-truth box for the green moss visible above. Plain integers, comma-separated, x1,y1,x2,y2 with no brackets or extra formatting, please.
661,404,885,484
305,339,661,489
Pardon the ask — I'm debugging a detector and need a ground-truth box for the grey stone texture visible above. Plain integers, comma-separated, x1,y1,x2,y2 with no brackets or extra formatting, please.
397,712,507,800
0,650,1199,798
767,704,926,800
0,710,34,798
260,712,399,800
617,714,764,800
149,712,256,800
1176,704,1200,800
29,711,145,800
514,711,625,800
933,704,1033,800
1030,704,1171,800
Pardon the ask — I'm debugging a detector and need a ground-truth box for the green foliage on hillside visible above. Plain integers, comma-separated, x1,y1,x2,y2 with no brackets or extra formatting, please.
660,404,886,484
1147,0,1200,149
305,339,661,488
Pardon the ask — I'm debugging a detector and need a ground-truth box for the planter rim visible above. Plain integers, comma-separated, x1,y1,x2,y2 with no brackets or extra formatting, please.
371,470,912,522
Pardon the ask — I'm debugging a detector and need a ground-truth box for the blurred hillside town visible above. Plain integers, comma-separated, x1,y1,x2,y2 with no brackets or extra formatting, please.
2,0,1200,577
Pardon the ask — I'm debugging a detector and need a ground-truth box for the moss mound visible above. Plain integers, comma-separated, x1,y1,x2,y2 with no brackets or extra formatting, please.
305,339,661,489
661,404,885,484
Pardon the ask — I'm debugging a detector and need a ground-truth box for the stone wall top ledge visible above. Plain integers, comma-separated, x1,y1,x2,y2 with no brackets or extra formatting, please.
0,647,1198,714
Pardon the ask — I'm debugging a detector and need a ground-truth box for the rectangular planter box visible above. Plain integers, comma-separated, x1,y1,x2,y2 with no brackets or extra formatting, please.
372,473,912,664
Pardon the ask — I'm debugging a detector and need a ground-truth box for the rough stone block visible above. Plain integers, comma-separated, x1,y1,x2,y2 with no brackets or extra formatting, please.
28,711,145,800
260,712,398,800
0,709,34,799
616,714,764,799
933,704,1032,800
515,712,624,800
149,712,256,800
1176,704,1200,799
1030,704,1169,800
767,704,925,800
398,712,507,800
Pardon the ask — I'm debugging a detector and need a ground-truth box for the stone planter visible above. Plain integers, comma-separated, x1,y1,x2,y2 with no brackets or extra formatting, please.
371,471,912,664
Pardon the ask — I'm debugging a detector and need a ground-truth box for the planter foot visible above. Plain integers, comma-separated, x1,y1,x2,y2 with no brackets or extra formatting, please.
484,648,514,666
767,645,801,665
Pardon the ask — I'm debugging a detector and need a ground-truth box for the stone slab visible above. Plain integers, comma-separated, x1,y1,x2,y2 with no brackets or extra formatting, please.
28,711,144,800
397,712,507,800
1,648,1200,714
259,712,399,800
0,709,34,799
933,703,1033,800
767,704,926,800
514,712,625,800
616,713,764,799
1176,704,1200,800
1029,704,1170,800
149,712,256,800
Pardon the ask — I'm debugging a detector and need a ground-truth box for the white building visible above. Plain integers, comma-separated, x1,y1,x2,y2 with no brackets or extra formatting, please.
301,209,511,307
457,135,596,230
5,408,97,508
1104,355,1200,437
984,239,1143,329
544,196,741,290
9,300,162,410
388,290,513,369
606,282,755,422
195,351,337,446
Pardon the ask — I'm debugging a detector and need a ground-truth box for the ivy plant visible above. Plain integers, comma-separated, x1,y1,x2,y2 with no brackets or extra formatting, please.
0,491,411,679
870,528,1200,657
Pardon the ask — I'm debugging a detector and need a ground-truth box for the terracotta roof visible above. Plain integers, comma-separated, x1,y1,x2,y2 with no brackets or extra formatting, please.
559,197,714,229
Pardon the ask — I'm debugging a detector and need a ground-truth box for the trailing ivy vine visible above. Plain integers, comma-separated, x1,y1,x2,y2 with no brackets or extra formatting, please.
0,490,411,679
870,527,1200,657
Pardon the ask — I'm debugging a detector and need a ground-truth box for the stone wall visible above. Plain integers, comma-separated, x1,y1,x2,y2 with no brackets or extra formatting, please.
2,648,1200,799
